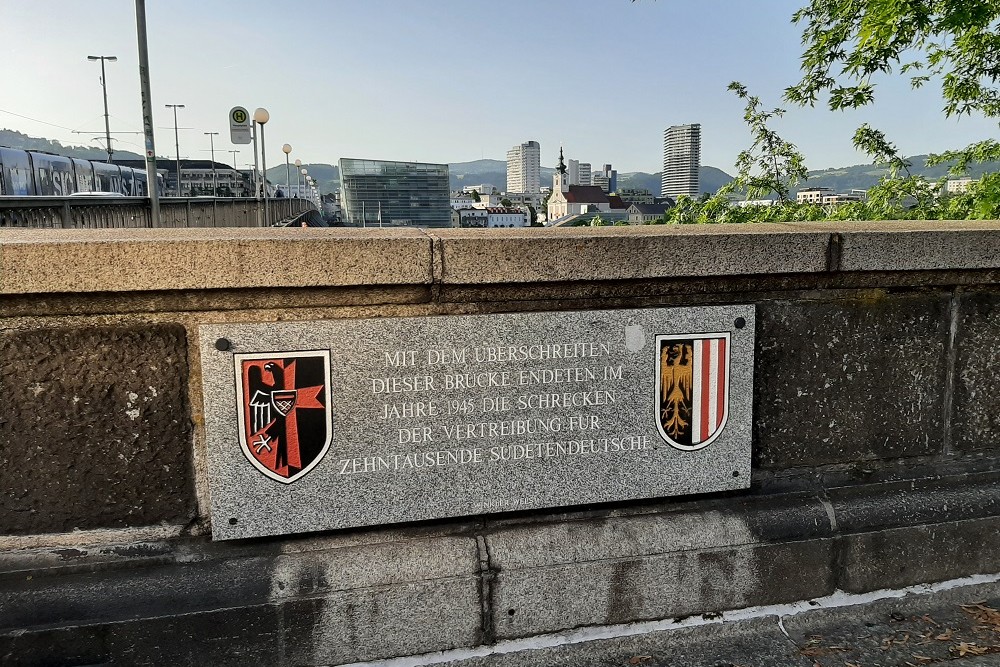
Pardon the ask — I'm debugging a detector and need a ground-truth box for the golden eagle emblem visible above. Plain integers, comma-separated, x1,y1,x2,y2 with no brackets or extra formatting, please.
660,343,693,438
655,334,731,451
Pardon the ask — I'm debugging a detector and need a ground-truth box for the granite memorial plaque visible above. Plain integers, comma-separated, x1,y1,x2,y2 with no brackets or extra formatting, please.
199,305,754,540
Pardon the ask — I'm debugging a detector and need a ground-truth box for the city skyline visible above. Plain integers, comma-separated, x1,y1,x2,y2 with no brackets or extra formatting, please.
2,0,998,176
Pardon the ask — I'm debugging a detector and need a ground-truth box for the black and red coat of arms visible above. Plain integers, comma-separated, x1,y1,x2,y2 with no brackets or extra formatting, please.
234,351,332,483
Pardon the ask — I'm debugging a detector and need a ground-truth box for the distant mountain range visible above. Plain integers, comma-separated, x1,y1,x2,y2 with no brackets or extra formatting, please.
6,129,998,197
800,155,1000,193
617,168,735,197
0,128,144,161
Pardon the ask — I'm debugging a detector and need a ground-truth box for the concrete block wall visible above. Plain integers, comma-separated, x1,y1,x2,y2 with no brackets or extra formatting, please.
2,222,1000,664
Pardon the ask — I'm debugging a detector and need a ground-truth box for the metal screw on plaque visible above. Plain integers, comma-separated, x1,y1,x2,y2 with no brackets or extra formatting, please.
215,338,232,351
229,517,238,525
734,317,746,330
732,470,740,477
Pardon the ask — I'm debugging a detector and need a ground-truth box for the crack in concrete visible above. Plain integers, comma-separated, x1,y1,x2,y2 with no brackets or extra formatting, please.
942,286,962,456
474,534,497,646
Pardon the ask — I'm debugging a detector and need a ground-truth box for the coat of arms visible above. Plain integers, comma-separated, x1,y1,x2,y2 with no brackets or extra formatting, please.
655,333,730,451
234,351,332,483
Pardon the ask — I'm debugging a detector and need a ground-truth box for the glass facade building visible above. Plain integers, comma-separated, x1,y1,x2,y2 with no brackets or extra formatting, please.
339,158,451,227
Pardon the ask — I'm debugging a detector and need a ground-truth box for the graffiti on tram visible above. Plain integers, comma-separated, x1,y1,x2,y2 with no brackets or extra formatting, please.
0,148,154,196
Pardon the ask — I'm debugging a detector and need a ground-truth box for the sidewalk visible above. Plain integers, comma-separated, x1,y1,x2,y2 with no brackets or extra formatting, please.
366,577,1000,667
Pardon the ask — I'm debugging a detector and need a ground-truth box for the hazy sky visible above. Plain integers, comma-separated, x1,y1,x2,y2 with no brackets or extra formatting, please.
2,1,997,174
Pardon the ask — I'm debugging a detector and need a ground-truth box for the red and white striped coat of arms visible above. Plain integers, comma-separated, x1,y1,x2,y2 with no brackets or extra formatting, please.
655,333,731,451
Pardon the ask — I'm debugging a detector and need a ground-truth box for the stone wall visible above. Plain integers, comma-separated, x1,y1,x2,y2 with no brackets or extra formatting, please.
3,222,1000,664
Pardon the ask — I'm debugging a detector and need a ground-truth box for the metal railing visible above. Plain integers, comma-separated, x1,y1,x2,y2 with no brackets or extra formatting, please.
0,197,316,229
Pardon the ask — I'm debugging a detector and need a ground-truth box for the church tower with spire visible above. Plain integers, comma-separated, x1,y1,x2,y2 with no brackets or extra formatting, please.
553,146,569,193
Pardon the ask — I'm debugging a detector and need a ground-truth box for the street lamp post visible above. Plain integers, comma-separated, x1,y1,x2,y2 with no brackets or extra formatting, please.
134,1,160,225
165,103,185,195
87,55,117,163
294,159,302,198
251,124,260,200
282,144,292,197
229,150,240,196
253,107,270,225
204,131,219,196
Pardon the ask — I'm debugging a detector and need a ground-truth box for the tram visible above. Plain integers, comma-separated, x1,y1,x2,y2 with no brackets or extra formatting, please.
0,148,158,196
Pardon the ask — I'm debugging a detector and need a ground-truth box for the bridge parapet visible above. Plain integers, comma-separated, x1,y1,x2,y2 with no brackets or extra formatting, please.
2,221,1000,664
0,196,315,229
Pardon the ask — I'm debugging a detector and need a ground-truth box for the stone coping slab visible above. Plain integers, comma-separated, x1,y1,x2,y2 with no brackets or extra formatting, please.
784,219,1000,271
430,224,832,283
0,227,432,294
2,221,1000,295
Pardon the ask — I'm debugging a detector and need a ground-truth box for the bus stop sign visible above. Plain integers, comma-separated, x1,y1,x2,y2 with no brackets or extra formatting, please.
230,107,252,144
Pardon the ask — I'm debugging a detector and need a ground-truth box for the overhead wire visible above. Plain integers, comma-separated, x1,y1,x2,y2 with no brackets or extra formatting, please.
0,108,149,153
0,108,79,133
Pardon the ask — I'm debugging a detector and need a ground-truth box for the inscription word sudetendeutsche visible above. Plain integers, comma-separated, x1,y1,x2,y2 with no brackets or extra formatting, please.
337,435,651,476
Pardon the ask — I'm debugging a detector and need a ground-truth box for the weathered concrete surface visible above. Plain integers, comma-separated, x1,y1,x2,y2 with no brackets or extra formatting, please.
833,220,1000,272
9,222,1000,298
0,324,195,534
491,540,834,640
0,604,284,667
754,293,950,468
282,580,482,664
0,466,998,664
439,616,806,667
829,472,1000,592
828,471,1000,533
7,221,1000,295
0,227,432,294
434,579,1000,667
953,290,1000,453
432,225,832,284
0,533,484,665
2,224,1000,664
486,499,835,639
270,536,484,663
839,517,1000,593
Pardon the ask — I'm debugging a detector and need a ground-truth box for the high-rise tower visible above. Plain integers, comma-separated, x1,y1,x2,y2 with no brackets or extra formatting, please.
567,159,580,186
506,140,541,194
661,124,701,199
